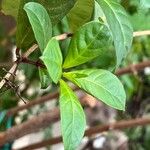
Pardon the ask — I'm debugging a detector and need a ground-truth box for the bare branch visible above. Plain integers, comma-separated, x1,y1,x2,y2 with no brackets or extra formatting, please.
115,61,150,75
21,58,45,68
0,63,18,89
55,33,72,40
0,44,38,90
133,30,150,37
7,91,59,116
14,117,150,150
23,44,38,58
0,108,60,147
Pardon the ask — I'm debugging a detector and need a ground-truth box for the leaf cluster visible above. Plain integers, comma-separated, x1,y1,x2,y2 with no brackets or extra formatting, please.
1,0,145,149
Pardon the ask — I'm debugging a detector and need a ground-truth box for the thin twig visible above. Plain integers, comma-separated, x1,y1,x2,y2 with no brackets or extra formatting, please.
23,44,38,58
7,86,79,116
133,30,150,37
0,44,38,90
21,58,45,68
55,33,73,40
0,63,18,89
55,30,150,39
115,61,150,75
7,91,59,116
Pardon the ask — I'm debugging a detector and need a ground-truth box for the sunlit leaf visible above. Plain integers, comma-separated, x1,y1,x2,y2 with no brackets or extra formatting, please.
40,38,62,83
59,80,86,150
64,69,126,110
24,2,52,51
63,21,112,69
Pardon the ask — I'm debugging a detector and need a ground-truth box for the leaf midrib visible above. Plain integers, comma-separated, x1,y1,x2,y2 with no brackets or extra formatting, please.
63,86,77,145
64,25,103,67
76,76,124,107
25,7,48,50
103,0,125,46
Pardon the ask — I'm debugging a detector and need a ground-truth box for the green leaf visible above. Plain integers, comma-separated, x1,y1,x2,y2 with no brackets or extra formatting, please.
59,80,86,150
24,2,52,52
93,1,105,22
1,0,20,19
38,0,77,25
140,0,150,8
39,68,51,89
67,0,94,32
16,0,35,50
64,69,126,110
40,38,62,84
96,0,133,67
63,21,112,69
16,0,76,50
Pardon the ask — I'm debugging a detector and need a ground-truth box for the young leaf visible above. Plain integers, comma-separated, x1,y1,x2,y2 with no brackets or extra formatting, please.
96,0,133,67
24,2,52,52
39,68,51,89
59,80,86,150
40,38,62,84
64,69,126,110
63,21,112,69
67,0,94,32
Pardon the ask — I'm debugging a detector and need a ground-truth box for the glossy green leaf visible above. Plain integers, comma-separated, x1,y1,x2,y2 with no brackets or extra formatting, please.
59,80,86,150
40,38,62,84
16,0,76,50
39,68,51,89
64,69,126,110
24,2,52,52
96,0,133,67
63,21,112,69
67,0,94,32
1,0,20,19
